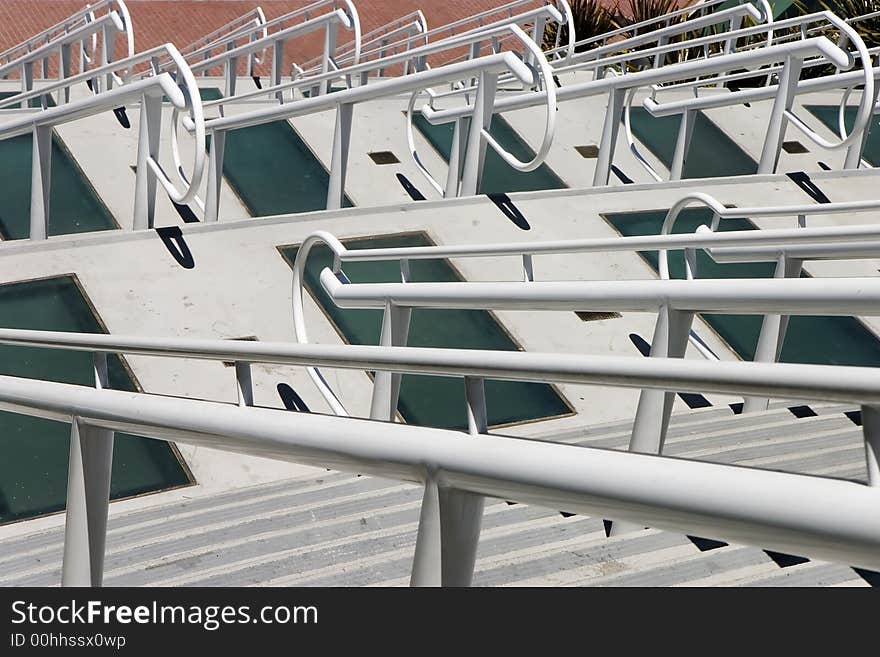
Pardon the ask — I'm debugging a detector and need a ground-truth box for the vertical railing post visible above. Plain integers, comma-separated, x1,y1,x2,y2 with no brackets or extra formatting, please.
608,305,692,537
444,117,469,198
273,39,286,102
61,353,115,587
410,377,487,587
326,103,354,211
628,305,695,455
224,55,239,99
459,70,498,197
30,124,53,240
592,88,625,186
670,108,696,181
370,300,412,421
59,43,72,104
102,24,116,92
410,474,442,587
321,23,338,96
742,253,803,413
132,92,162,230
205,129,227,223
758,56,803,174
861,405,880,487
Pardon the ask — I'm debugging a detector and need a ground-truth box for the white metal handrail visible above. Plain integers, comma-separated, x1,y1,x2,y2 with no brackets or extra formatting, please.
422,34,852,187
295,10,428,76
177,7,267,57
0,1,134,101
3,326,880,586
0,327,877,406
291,217,880,420
167,4,357,100
545,0,772,60
0,43,205,237
0,0,134,68
199,27,553,220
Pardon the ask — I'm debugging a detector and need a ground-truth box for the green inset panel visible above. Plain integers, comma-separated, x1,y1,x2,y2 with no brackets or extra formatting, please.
215,85,353,216
412,113,567,194
280,234,571,430
0,92,116,240
0,276,191,524
627,107,758,179
805,105,880,167
603,208,880,365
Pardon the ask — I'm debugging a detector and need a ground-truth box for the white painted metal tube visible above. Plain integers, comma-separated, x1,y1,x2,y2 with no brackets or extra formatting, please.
331,223,880,263
422,36,849,124
0,0,128,61
561,3,763,68
5,329,880,404
0,75,178,140
202,20,542,111
0,11,124,79
321,271,880,316
643,68,873,117
187,9,350,74
206,51,533,132
0,375,879,569
709,240,880,262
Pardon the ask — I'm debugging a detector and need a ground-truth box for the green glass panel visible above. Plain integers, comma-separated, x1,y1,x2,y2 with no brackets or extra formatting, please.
0,277,190,524
412,113,567,194
281,234,571,430
627,107,757,179
0,91,116,240
213,84,353,216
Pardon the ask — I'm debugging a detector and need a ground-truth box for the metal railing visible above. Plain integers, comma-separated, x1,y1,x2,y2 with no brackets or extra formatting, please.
420,30,855,190
197,24,556,220
0,43,206,238
0,0,134,101
294,9,428,78
1,316,879,586
150,0,359,100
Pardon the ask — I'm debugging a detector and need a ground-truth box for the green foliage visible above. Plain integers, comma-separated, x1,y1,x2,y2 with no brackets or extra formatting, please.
543,0,620,52
797,0,880,46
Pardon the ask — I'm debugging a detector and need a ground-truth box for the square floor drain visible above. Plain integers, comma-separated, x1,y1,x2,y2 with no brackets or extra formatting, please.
574,145,599,158
369,151,400,165
782,140,809,154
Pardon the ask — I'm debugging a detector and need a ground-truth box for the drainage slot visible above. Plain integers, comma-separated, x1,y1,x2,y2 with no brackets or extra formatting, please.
369,150,400,165
782,140,808,154
575,311,622,321
574,145,599,158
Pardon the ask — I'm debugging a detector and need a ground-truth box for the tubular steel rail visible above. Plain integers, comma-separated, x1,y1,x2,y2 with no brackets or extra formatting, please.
0,43,206,238
198,24,555,220
0,320,879,587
